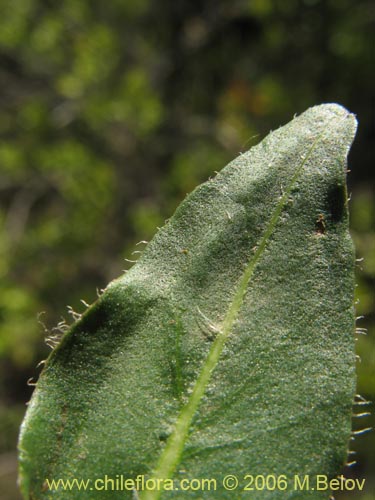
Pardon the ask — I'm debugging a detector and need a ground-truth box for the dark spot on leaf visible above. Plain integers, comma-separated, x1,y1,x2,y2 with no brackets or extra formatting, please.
159,431,170,442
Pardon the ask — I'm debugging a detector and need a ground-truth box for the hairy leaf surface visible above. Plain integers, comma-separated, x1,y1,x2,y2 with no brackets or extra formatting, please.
18,104,357,499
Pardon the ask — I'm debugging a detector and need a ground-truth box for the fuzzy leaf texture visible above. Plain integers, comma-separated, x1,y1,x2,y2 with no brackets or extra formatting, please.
18,104,357,499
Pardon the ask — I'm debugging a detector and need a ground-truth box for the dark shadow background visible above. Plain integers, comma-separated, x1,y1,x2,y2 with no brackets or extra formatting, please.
0,0,374,498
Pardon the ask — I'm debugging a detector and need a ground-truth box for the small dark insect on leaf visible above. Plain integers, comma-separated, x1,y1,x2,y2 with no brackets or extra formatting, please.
315,213,326,234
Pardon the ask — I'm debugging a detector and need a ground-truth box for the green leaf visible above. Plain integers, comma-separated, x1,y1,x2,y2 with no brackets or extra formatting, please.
18,104,357,499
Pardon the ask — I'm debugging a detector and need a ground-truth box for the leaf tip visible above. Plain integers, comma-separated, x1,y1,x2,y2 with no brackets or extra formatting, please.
308,102,358,141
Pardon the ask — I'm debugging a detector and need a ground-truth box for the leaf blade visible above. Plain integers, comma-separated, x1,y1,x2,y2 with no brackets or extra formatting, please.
19,103,358,500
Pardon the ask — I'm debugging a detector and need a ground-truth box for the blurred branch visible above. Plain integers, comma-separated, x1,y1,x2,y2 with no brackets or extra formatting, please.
4,180,47,243
0,451,17,478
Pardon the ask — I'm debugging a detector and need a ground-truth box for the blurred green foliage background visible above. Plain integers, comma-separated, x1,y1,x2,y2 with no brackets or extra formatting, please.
0,0,373,498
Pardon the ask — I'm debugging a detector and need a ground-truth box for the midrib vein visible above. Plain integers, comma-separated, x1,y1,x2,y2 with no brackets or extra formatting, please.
140,132,323,500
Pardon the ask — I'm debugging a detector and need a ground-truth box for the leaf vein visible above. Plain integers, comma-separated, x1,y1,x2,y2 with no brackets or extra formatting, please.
140,129,327,500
